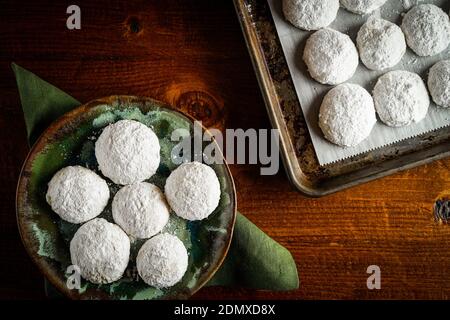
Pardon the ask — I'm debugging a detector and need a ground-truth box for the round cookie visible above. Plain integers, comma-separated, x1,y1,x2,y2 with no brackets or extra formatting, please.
46,166,109,224
282,0,339,31
165,162,220,221
136,234,188,288
356,17,406,71
428,60,450,108
373,71,430,127
70,218,130,284
340,0,387,15
401,4,450,57
95,119,160,185
303,28,359,85
319,83,376,147
112,182,170,239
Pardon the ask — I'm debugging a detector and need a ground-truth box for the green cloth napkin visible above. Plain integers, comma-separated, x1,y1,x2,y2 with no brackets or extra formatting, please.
12,63,299,292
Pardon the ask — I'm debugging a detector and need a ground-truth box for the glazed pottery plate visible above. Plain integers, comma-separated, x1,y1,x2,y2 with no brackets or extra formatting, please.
16,96,236,300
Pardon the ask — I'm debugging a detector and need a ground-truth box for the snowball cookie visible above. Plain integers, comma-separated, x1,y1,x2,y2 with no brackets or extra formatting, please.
428,60,450,108
357,17,406,71
46,166,109,224
95,119,160,185
136,233,188,288
282,0,339,31
70,218,130,284
373,71,430,127
401,4,450,57
340,0,387,15
165,162,220,221
319,84,376,147
303,28,359,85
112,182,170,239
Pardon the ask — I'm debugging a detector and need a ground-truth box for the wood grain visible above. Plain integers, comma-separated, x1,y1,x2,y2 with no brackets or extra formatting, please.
1,0,450,300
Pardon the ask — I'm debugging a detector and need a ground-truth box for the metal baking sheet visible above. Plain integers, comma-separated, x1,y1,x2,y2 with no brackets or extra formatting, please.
233,0,450,196
267,0,450,165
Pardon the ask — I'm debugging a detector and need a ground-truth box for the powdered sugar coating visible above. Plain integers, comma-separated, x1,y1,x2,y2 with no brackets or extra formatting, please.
46,166,109,224
357,17,406,71
136,233,188,288
112,182,170,239
319,83,376,147
401,4,450,57
70,218,130,284
95,120,160,185
303,28,359,85
340,0,387,14
165,162,220,221
282,0,339,31
428,60,450,108
374,71,430,127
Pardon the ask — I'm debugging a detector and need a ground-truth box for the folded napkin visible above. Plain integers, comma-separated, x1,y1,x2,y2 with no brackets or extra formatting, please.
12,63,299,292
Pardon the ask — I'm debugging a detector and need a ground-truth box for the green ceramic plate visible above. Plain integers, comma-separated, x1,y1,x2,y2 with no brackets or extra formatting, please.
16,96,236,300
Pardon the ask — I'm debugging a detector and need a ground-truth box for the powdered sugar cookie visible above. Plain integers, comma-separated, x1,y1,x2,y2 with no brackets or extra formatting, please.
165,162,220,221
303,28,359,85
283,0,339,31
136,234,188,288
401,4,450,57
357,17,406,71
46,166,109,224
319,83,376,147
112,182,170,239
428,60,450,108
70,218,130,284
373,71,430,127
340,0,387,15
95,120,160,185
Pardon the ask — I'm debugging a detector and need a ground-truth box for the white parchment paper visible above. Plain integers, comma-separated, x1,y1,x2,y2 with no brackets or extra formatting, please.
267,0,450,165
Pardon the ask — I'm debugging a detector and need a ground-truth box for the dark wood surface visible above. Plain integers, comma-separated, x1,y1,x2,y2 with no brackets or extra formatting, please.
1,0,450,300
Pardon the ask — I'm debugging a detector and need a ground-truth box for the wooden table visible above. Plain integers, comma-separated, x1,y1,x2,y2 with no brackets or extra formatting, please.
1,0,450,300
